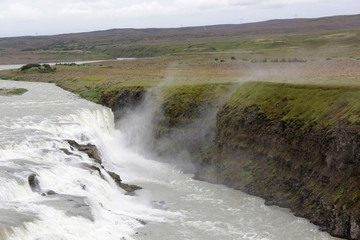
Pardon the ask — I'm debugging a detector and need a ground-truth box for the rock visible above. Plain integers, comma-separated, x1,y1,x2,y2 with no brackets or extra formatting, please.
107,170,142,193
65,141,142,194
119,183,142,193
350,217,360,240
66,140,102,164
41,190,57,196
60,148,81,158
136,219,147,225
98,86,146,120
107,171,122,185
60,148,73,155
89,165,104,178
28,174,40,192
80,163,104,177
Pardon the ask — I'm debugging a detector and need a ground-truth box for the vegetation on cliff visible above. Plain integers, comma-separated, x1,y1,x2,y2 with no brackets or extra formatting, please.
196,81,360,239
223,82,360,127
160,83,235,121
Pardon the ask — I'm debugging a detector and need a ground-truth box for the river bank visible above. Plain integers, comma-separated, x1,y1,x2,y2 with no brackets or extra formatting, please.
97,81,360,239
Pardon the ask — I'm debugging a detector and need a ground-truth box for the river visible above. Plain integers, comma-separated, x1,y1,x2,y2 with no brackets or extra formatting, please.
0,79,341,240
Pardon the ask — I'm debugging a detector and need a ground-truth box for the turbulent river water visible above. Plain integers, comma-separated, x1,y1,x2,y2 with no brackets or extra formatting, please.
0,79,342,240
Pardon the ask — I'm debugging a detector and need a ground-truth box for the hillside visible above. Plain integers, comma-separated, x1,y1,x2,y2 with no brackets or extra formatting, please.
0,14,360,64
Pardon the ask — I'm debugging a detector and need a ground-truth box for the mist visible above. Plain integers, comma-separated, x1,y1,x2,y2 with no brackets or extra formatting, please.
114,73,234,174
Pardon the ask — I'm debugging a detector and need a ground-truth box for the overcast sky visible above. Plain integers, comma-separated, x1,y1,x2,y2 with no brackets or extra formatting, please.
0,0,359,38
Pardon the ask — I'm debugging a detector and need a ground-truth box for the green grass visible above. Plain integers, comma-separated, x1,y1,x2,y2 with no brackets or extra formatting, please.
160,83,236,120
334,186,345,203
79,77,104,82
0,88,28,95
223,81,360,128
80,88,103,102
9,88,27,95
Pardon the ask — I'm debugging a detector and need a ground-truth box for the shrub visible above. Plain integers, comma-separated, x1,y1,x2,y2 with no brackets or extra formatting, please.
20,63,41,71
8,88,27,95
38,64,56,73
20,63,56,73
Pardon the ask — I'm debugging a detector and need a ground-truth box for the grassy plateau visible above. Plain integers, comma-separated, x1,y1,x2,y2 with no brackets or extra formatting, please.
0,15,359,104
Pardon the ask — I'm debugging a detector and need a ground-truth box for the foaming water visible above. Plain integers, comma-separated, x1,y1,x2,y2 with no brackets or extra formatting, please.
0,79,342,240
103,130,342,240
0,80,168,240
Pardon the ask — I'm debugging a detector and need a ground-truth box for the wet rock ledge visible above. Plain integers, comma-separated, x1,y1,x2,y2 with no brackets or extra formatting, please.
65,140,142,194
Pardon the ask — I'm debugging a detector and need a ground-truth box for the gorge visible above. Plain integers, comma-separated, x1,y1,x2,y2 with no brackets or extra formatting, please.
99,81,360,239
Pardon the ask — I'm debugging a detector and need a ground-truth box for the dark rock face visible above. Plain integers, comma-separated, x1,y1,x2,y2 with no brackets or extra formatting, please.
107,171,142,193
65,140,142,193
28,174,40,192
107,171,122,185
119,183,142,193
196,104,360,240
98,84,360,239
98,86,146,119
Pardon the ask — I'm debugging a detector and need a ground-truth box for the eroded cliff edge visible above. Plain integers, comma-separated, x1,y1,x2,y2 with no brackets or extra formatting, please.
99,81,360,239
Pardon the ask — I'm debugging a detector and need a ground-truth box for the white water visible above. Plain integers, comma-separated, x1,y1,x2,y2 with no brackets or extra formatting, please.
0,80,168,240
0,80,342,240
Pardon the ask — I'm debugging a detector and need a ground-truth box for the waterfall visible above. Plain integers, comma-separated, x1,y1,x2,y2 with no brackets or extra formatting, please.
0,80,168,240
0,79,341,240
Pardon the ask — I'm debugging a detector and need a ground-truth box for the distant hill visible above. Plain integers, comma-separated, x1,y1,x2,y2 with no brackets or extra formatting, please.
0,14,360,64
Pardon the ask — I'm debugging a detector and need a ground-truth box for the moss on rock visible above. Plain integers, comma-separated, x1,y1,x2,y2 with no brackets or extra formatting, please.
196,81,360,239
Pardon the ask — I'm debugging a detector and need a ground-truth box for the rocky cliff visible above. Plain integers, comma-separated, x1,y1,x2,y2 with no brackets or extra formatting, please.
99,81,360,239
99,86,146,119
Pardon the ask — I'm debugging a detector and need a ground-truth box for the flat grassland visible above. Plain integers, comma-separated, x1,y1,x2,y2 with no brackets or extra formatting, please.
1,56,360,102
0,14,360,102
